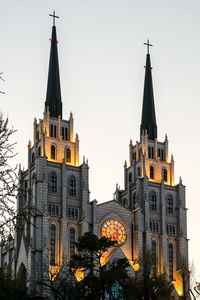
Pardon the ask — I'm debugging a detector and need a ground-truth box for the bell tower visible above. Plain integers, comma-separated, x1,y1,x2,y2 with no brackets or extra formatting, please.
114,41,189,298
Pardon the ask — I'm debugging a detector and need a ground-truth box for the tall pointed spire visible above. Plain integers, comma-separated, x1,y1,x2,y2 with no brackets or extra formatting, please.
140,40,157,140
45,12,62,118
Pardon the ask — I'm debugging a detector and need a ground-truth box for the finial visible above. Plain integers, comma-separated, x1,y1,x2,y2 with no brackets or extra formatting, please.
130,139,133,145
179,176,182,185
144,39,153,55
49,11,59,27
124,160,127,168
83,155,85,164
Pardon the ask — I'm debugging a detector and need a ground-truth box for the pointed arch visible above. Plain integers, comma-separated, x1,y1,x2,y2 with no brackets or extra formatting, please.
51,144,56,160
150,165,154,179
163,168,168,182
166,194,173,214
149,191,157,211
66,148,71,163
69,175,76,196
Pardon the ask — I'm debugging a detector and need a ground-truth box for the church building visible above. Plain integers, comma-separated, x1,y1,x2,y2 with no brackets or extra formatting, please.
0,15,189,299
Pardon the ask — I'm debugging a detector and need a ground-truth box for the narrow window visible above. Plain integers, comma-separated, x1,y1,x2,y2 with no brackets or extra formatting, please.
67,207,71,217
150,221,152,231
70,227,75,258
137,167,141,177
166,194,173,214
163,169,168,182
50,224,56,265
150,166,154,179
152,240,156,262
65,128,68,140
51,145,56,160
148,146,151,158
150,192,157,211
158,148,161,158
56,205,59,216
168,243,173,280
50,124,54,137
53,125,57,138
32,153,35,163
75,209,78,219
161,149,164,161
49,172,57,193
69,176,76,196
129,173,132,183
38,146,41,156
66,148,71,163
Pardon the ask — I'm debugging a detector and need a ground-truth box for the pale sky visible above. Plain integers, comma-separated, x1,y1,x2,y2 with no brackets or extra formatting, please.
1,0,200,284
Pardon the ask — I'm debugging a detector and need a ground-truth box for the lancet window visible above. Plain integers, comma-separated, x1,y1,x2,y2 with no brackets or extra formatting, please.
49,172,57,193
150,191,157,211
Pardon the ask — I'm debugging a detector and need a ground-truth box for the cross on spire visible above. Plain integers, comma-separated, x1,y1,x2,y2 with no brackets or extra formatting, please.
144,39,153,54
49,11,59,26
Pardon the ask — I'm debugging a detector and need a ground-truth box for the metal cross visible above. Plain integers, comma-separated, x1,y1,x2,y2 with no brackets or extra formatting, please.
49,11,59,26
144,39,153,54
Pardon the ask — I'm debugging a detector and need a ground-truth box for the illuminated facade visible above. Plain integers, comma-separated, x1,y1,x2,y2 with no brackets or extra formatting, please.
0,19,189,300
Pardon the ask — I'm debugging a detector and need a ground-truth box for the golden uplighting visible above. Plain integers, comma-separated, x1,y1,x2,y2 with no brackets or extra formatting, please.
172,280,183,297
100,255,109,267
74,268,84,282
49,265,61,281
129,260,139,272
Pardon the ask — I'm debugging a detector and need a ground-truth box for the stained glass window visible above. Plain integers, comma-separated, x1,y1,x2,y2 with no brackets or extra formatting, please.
101,219,127,246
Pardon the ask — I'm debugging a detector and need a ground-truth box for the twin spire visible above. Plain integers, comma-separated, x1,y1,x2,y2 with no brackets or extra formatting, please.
44,16,157,138
140,40,157,140
45,11,62,118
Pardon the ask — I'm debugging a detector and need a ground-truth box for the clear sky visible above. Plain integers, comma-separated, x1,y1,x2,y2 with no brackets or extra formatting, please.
1,0,200,283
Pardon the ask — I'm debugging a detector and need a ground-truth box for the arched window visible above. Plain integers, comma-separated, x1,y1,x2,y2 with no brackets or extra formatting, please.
49,172,57,193
69,176,76,196
166,194,173,214
168,243,173,280
152,240,156,262
51,145,56,160
150,191,157,211
38,146,41,156
66,148,71,163
129,173,132,183
137,167,141,177
70,227,75,258
163,169,168,182
50,224,56,265
150,166,154,179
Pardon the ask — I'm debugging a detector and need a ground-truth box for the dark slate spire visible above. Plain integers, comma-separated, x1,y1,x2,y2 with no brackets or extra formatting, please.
45,19,62,118
140,43,157,140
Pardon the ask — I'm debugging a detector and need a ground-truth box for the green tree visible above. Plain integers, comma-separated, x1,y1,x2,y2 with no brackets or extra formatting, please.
0,114,18,240
70,232,129,300
123,250,173,300
0,267,27,300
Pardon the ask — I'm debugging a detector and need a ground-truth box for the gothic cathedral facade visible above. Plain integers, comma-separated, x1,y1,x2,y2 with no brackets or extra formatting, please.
0,21,189,299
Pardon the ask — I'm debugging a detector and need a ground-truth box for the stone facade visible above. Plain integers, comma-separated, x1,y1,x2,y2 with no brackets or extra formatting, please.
0,25,189,300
